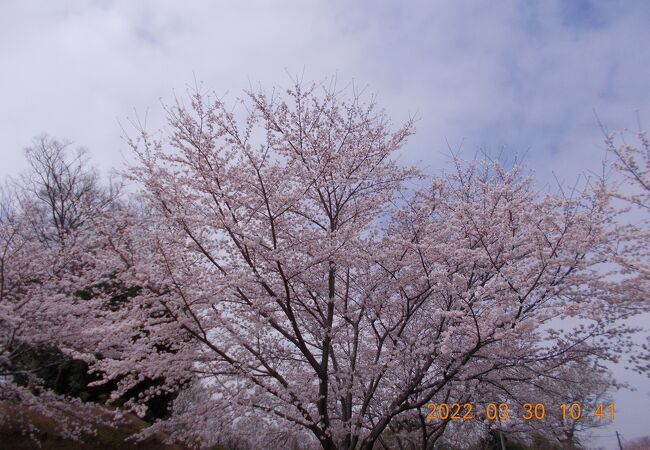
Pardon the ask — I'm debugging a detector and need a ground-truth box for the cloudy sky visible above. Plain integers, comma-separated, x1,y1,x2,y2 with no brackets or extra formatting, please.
1,0,649,447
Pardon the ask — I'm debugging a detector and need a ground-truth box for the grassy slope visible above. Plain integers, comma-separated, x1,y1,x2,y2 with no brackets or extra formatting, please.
0,401,190,450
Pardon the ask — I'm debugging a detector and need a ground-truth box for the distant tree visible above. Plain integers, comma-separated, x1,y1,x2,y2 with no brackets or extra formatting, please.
95,81,640,449
625,435,650,450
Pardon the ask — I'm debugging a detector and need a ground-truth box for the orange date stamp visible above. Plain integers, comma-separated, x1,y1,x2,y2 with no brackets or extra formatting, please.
425,402,615,421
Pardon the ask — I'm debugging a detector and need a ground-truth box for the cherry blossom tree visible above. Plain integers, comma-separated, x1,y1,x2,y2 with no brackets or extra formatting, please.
101,81,640,449
0,136,120,439
1,135,200,445
605,129,650,375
